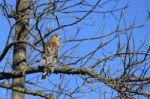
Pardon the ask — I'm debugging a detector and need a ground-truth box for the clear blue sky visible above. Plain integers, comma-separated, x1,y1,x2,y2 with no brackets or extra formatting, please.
0,0,150,99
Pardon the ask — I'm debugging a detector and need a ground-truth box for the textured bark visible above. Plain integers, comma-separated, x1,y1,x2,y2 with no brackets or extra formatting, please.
12,0,30,99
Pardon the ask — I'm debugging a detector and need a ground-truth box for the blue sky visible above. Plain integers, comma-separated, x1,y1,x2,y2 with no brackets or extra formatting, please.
0,0,150,99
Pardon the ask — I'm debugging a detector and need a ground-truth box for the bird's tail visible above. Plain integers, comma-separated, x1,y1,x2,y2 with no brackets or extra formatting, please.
42,70,48,80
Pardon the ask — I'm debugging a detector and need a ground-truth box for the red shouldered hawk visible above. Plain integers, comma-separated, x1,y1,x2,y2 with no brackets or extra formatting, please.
41,34,61,79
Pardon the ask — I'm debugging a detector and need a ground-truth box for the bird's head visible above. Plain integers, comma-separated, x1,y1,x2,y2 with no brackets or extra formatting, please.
50,34,61,46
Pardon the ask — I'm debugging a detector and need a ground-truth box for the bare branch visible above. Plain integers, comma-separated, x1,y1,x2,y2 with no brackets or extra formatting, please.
0,82,56,99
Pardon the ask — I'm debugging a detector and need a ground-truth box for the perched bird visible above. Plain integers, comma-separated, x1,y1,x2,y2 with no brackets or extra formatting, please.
41,34,61,79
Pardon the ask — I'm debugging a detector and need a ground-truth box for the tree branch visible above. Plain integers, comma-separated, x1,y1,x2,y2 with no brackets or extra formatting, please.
0,66,150,97
0,41,42,62
0,82,56,99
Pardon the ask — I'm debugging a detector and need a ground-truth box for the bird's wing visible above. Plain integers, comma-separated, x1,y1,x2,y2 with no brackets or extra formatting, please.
45,41,59,56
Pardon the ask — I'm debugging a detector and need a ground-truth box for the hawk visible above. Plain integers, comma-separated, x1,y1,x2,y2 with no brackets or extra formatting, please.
41,34,61,79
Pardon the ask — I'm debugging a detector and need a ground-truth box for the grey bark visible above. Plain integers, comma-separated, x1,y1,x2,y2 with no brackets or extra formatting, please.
12,0,30,99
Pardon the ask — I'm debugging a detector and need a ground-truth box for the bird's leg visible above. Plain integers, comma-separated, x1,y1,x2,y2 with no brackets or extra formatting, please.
47,65,54,77
47,58,56,75
49,59,57,75
42,65,48,79
50,66,54,73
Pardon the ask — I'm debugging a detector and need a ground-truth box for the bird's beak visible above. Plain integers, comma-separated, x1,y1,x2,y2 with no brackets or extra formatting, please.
59,36,61,40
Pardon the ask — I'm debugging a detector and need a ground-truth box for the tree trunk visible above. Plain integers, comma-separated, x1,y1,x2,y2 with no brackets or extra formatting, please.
12,0,30,99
